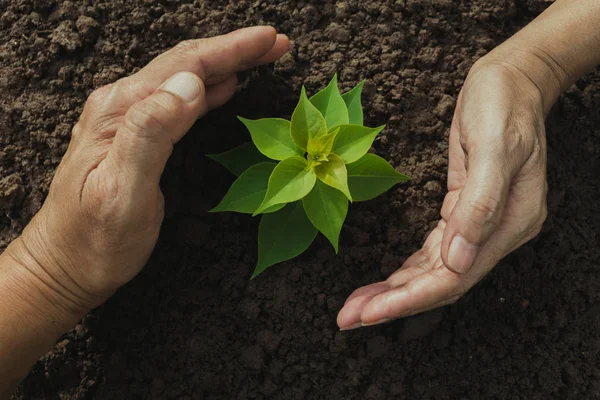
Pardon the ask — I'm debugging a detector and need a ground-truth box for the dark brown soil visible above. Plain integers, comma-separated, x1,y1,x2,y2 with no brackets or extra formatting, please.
2,0,599,399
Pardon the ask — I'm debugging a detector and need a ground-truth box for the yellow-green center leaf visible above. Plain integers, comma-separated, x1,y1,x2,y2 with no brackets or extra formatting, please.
238,117,302,161
253,202,317,278
302,180,348,253
307,127,339,160
309,74,349,129
254,156,317,215
347,154,410,202
210,162,285,214
291,87,327,150
315,154,352,201
332,124,385,164
206,142,269,176
341,80,365,125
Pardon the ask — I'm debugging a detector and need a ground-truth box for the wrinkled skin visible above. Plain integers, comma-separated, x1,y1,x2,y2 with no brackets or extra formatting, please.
10,27,290,312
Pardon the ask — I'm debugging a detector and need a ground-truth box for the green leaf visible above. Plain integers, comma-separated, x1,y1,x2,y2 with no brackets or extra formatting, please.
210,162,285,215
253,202,317,278
254,156,317,215
291,86,327,151
309,74,349,129
315,154,352,201
341,81,365,125
347,154,410,202
302,180,348,253
307,127,339,161
237,117,302,161
206,142,269,176
332,124,384,164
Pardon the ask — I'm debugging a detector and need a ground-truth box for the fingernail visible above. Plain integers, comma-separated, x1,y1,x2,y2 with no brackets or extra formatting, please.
339,322,362,331
361,318,390,327
447,234,477,273
161,72,202,103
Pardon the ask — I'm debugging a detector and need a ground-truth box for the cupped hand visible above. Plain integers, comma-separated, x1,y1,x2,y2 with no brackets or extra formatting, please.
8,27,289,312
338,59,549,329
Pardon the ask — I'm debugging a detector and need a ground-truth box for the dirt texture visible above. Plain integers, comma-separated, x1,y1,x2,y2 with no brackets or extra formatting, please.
1,0,600,399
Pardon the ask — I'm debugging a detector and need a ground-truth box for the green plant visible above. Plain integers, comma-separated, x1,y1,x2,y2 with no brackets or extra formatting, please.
208,75,409,278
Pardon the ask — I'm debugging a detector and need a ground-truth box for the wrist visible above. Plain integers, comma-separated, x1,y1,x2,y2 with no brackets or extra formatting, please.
4,226,106,324
0,235,94,396
3,238,89,322
475,41,568,115
476,0,600,115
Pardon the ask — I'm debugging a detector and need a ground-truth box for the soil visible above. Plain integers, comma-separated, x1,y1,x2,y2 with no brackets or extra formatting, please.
1,0,599,399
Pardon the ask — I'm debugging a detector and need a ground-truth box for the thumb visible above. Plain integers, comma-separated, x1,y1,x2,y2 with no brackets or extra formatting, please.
441,150,516,274
108,71,207,186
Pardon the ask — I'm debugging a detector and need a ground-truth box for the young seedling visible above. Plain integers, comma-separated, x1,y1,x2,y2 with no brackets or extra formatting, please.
208,75,409,278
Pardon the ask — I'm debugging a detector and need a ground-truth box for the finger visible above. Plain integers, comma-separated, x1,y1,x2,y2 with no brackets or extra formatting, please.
132,27,287,99
104,72,207,187
393,297,460,320
440,190,459,221
337,294,379,330
250,33,291,67
387,251,428,281
202,34,289,87
387,246,442,288
343,282,390,305
81,27,288,134
447,91,467,191
360,267,465,324
206,74,239,111
205,73,236,87
337,220,446,330
387,219,445,280
440,148,517,274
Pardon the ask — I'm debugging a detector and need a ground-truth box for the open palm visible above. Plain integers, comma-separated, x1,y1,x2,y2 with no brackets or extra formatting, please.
338,61,549,329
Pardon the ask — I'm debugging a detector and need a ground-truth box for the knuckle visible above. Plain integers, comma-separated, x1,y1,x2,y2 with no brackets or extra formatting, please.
529,205,547,239
71,121,84,140
505,127,534,162
124,100,171,140
465,195,500,226
171,39,208,77
174,39,202,57
528,140,543,163
86,84,112,108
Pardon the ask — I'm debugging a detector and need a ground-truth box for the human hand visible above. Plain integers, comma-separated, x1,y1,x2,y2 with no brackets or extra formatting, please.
337,58,550,329
7,26,289,313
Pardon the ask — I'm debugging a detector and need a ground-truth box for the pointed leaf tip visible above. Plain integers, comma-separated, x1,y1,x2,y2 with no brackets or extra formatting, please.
206,142,269,176
342,81,365,126
253,202,317,278
254,156,317,215
238,117,302,161
210,162,285,214
310,75,349,129
303,180,348,253
347,153,410,202
332,124,384,164
291,86,327,151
